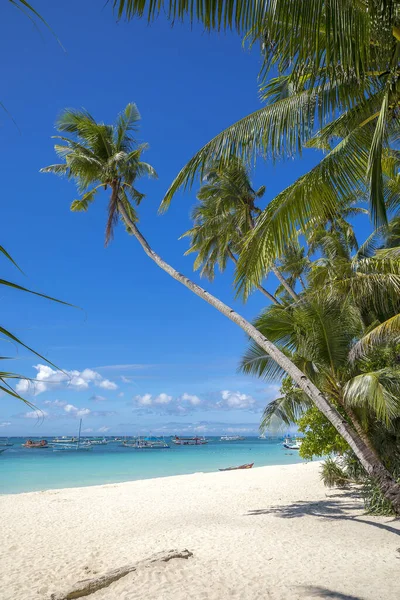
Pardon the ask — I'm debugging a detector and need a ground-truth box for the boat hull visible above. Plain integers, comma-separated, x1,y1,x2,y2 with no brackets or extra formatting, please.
219,463,254,471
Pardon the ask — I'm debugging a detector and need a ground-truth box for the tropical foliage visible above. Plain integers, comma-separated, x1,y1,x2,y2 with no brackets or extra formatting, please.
0,245,72,404
42,104,400,513
40,103,157,245
113,0,400,301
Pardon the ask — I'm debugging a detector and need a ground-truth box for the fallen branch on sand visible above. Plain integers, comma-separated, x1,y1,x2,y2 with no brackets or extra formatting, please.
50,548,193,600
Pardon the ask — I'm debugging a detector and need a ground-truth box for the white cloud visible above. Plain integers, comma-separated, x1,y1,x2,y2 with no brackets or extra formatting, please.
155,393,172,404
98,379,118,390
16,364,117,396
82,428,93,433
23,410,48,419
135,393,153,406
180,393,201,406
0,421,11,427
64,404,91,418
98,426,110,433
43,399,66,407
218,390,256,410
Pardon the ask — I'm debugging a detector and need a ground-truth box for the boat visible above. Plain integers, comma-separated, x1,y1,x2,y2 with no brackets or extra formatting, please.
86,437,108,445
171,436,208,445
122,436,169,449
0,438,14,447
283,437,302,450
52,420,93,452
51,435,78,444
22,439,49,448
219,463,254,471
220,435,245,441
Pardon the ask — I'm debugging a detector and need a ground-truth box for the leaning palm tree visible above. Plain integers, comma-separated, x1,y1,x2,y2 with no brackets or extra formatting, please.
182,159,296,303
41,103,400,512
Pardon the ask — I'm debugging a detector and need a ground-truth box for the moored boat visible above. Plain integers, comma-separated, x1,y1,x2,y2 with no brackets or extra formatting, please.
22,439,49,448
220,435,245,441
122,436,169,449
171,435,207,445
283,437,302,450
219,462,254,471
0,438,14,447
52,420,93,452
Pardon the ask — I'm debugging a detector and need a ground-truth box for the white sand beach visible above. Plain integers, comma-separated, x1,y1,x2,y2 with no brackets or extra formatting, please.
1,461,399,600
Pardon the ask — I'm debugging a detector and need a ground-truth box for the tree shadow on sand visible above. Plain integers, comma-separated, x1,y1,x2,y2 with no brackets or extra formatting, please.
246,489,400,537
300,585,365,599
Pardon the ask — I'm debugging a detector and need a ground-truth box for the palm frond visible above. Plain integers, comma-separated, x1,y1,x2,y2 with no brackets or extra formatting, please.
350,314,400,361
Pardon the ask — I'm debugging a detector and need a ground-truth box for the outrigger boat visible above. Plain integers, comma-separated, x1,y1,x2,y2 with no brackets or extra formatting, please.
52,420,92,452
0,438,14,447
219,463,254,471
122,436,169,449
171,436,208,446
22,439,49,448
283,437,302,450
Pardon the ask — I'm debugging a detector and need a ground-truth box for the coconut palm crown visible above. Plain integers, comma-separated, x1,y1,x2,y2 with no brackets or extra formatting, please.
40,103,157,245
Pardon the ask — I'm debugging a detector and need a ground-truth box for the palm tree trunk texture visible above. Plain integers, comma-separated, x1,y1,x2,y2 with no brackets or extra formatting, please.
118,201,400,512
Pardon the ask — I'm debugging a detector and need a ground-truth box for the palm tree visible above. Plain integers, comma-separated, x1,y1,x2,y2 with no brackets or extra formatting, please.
182,159,296,303
41,104,400,512
112,1,400,295
41,103,157,245
241,226,400,461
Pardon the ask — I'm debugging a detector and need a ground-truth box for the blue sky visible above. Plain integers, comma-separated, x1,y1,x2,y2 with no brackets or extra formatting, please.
0,1,371,437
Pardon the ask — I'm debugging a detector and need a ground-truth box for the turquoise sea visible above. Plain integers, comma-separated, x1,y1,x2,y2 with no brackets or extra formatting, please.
0,437,306,494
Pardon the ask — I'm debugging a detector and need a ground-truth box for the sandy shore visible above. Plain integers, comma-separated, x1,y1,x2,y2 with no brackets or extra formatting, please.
1,461,399,600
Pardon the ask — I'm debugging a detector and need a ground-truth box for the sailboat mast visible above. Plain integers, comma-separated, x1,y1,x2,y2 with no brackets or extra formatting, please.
78,418,82,448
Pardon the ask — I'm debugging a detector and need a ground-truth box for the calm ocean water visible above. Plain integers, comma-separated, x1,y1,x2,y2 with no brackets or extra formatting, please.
0,437,306,494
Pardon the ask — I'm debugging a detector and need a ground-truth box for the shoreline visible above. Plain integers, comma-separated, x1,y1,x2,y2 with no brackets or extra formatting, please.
1,461,399,600
0,459,318,497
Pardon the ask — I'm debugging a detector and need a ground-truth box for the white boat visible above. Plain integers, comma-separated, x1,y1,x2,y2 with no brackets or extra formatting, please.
0,438,14,447
220,435,245,441
51,435,78,444
86,437,108,445
171,436,208,446
122,436,169,449
283,437,302,450
53,420,93,452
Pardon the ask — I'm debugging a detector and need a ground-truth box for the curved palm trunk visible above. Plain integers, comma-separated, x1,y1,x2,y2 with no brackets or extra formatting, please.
271,264,299,301
227,248,280,306
118,202,400,514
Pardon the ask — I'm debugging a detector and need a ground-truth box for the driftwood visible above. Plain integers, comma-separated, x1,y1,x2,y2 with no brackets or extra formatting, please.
50,548,193,600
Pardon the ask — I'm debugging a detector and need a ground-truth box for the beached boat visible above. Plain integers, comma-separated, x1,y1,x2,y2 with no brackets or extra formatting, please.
171,436,208,446
22,439,49,448
122,436,169,449
283,438,302,450
220,435,245,441
219,463,254,471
